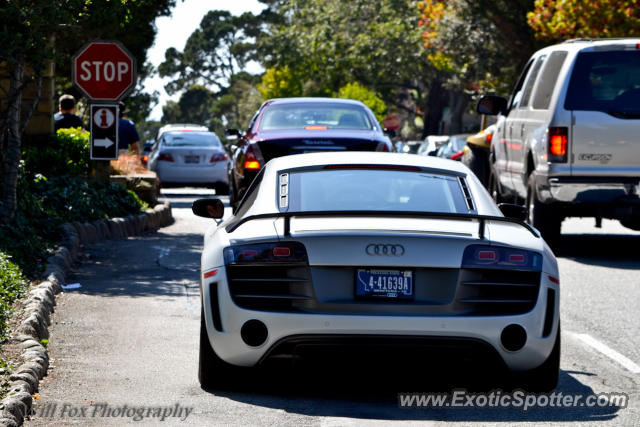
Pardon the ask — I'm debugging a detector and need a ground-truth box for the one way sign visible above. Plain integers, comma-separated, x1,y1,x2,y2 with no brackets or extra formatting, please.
90,104,119,160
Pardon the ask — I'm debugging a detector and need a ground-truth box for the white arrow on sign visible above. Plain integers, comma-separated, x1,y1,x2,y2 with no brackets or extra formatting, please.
94,138,114,149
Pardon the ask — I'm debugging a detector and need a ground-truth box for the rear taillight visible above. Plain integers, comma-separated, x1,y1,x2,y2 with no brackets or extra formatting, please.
158,152,174,162
210,153,228,163
548,127,568,163
486,132,493,144
450,150,464,161
462,245,542,271
224,242,308,264
141,154,149,163
244,145,261,170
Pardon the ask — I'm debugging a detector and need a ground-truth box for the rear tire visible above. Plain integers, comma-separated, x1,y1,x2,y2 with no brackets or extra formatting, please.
462,145,489,187
511,324,561,392
488,167,504,204
199,308,241,389
526,173,561,249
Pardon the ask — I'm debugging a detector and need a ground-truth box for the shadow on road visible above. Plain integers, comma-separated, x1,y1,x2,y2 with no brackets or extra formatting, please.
556,233,640,270
206,365,620,422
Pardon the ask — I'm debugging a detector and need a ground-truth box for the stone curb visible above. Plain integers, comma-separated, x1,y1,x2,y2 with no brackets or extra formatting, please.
0,202,173,426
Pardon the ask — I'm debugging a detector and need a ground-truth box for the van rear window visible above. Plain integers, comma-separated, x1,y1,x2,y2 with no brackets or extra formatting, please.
565,51,640,113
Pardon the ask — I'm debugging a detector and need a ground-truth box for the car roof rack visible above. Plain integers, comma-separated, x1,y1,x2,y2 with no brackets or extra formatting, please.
225,210,540,239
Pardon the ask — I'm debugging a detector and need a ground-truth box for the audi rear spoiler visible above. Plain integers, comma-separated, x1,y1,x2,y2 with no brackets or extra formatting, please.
225,210,540,239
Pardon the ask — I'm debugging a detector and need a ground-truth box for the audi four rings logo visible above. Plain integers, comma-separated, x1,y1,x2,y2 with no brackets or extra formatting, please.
366,244,405,256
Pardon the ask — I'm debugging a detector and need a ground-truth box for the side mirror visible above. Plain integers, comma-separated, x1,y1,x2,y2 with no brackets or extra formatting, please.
192,198,225,219
384,128,397,138
477,95,508,116
498,203,528,221
225,128,241,141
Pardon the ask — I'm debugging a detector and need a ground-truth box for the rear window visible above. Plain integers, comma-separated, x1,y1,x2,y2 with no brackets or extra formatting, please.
289,169,469,213
259,103,374,131
565,50,640,113
163,132,221,147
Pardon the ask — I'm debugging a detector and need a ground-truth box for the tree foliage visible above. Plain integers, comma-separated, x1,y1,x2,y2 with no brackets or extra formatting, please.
418,0,537,95
158,10,259,95
338,82,387,123
527,0,640,41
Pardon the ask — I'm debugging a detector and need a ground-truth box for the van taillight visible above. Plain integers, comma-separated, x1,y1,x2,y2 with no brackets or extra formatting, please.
548,127,568,163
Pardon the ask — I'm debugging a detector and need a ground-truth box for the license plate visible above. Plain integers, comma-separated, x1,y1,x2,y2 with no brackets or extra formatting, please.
356,269,413,299
184,155,199,164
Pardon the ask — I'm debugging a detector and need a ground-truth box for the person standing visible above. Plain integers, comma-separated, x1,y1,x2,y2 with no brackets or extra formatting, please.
54,94,84,131
117,101,140,156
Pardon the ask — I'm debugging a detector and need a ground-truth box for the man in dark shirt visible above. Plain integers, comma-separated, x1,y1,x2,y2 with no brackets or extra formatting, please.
118,101,140,155
54,94,84,131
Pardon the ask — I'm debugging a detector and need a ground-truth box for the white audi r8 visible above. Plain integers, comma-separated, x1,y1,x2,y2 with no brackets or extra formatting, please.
193,152,560,391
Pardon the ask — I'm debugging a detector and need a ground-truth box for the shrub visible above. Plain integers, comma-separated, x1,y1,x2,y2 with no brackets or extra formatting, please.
22,128,90,178
0,253,27,339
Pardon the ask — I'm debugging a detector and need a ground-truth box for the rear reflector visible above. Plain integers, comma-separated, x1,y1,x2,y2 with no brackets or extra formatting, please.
305,125,328,130
450,150,464,160
203,269,218,279
548,275,560,284
548,127,568,162
272,247,291,257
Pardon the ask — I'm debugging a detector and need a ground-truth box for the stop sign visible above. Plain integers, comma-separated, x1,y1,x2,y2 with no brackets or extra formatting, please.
72,41,136,101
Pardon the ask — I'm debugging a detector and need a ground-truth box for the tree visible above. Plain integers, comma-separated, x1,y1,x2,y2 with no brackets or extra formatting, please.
161,85,215,126
527,0,640,41
158,10,259,95
258,0,435,136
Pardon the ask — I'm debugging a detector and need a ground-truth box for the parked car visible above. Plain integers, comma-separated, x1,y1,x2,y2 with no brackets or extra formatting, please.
461,124,496,187
147,128,230,193
225,97,394,210
419,135,450,157
478,38,640,247
435,134,471,160
140,139,154,167
193,152,560,391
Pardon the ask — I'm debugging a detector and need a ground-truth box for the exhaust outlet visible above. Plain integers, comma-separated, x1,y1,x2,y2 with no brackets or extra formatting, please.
241,319,268,347
501,324,527,352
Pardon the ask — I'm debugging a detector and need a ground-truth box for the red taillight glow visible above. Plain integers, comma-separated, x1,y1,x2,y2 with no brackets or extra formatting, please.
477,250,498,262
224,242,308,264
244,146,261,170
272,247,291,257
486,132,493,144
450,150,464,161
158,153,174,162
305,125,328,130
548,127,568,162
462,245,542,271
203,269,218,279
142,154,149,163
210,153,228,162
548,275,560,284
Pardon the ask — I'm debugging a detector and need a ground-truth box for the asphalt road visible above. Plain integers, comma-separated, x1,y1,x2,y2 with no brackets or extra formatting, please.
27,188,639,426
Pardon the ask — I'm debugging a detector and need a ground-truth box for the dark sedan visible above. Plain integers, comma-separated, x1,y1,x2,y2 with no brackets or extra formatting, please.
225,97,393,210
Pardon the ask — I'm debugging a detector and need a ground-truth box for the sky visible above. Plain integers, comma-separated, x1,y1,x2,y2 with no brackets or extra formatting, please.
143,0,266,121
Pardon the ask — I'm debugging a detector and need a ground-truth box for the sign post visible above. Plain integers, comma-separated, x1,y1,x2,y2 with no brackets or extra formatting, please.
72,40,136,182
